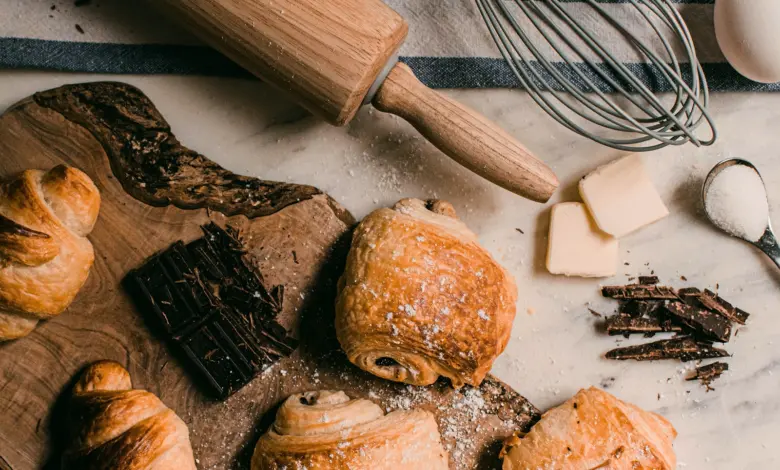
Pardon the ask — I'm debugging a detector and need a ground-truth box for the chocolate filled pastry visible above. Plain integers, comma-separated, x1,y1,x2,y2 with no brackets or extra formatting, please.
501,387,677,469
336,198,517,387
251,390,448,469
0,165,100,341
63,361,196,469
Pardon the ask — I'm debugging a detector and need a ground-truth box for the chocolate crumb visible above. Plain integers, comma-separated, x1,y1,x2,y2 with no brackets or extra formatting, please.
515,228,524,234
687,361,728,391
588,308,603,318
680,275,688,281
75,24,85,34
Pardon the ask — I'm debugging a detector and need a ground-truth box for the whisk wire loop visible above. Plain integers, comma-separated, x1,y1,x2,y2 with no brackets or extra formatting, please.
475,0,717,151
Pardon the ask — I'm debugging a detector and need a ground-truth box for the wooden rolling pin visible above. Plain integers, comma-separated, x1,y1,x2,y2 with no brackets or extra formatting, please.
154,0,559,202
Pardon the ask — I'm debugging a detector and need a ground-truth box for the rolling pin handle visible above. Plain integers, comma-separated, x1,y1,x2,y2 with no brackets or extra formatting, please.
372,63,559,202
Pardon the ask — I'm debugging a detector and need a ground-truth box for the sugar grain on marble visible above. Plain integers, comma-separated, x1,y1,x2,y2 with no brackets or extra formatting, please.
705,165,769,242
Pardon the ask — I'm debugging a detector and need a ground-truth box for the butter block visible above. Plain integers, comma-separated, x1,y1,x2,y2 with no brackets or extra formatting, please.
579,154,669,238
546,202,618,278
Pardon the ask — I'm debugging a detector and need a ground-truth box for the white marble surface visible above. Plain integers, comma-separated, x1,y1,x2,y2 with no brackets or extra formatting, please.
2,71,780,468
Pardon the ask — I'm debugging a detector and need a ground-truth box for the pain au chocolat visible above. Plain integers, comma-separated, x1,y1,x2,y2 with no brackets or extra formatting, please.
336,198,517,387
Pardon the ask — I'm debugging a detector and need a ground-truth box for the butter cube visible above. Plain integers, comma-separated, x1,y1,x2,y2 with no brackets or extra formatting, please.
546,202,618,278
579,154,669,238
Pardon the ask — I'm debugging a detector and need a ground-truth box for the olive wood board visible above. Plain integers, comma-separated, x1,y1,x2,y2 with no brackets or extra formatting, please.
0,82,539,470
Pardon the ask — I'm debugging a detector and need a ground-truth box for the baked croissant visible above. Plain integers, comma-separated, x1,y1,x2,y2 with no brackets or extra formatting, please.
64,360,197,469
501,387,677,470
336,198,517,387
251,390,448,469
0,165,100,341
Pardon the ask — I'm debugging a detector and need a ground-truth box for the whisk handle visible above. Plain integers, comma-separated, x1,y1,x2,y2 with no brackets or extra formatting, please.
372,63,558,202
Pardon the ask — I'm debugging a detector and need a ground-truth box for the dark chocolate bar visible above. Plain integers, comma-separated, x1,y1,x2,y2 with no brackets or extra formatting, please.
127,223,297,398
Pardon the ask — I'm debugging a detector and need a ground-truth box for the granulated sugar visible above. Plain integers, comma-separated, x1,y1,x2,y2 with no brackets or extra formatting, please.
705,164,769,242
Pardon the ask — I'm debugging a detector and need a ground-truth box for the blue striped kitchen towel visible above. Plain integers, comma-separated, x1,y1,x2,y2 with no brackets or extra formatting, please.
1,0,776,91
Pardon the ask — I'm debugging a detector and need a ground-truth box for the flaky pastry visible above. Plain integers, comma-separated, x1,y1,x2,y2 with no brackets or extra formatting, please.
0,165,100,340
336,198,517,387
63,361,196,469
501,387,677,469
251,390,448,469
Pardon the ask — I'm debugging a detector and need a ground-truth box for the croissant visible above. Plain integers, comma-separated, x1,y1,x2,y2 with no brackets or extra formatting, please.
0,165,100,341
501,387,677,469
335,198,517,387
63,360,197,469
251,390,449,469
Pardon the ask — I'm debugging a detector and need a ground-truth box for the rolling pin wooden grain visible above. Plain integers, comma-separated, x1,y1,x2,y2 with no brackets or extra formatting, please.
154,0,559,202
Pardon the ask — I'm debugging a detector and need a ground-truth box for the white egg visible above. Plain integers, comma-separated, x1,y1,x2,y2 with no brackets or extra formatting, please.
715,0,780,83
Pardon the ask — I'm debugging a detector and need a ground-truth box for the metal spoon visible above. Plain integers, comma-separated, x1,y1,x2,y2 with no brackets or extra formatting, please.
703,159,780,268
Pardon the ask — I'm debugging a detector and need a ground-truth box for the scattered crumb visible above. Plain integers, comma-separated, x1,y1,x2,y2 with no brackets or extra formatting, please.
75,24,85,34
515,228,524,234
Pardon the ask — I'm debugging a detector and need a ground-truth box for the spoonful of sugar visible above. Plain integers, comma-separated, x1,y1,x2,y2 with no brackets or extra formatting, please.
703,159,779,268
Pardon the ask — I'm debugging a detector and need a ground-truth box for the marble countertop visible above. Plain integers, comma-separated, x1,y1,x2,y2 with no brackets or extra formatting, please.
2,70,779,468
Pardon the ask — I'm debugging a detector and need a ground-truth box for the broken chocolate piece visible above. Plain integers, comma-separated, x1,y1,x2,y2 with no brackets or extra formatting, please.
605,338,729,362
676,287,701,304
663,302,732,343
700,290,749,325
601,284,677,300
605,315,682,337
687,361,728,391
619,300,660,317
676,288,748,325
127,223,298,398
637,276,659,285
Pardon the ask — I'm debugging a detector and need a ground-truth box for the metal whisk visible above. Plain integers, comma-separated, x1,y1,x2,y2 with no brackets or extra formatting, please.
476,0,717,151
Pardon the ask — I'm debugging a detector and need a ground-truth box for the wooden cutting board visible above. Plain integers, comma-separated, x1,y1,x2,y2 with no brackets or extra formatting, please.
0,82,539,470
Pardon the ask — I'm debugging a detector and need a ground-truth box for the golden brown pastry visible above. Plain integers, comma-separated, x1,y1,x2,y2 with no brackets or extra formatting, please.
336,198,517,387
0,165,100,341
251,390,448,469
63,360,197,469
501,387,677,470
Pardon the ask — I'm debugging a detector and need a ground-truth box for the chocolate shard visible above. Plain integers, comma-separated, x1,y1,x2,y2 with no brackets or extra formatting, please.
127,222,298,399
686,361,729,391
601,284,677,300
700,290,750,325
619,300,660,317
637,276,659,285
605,315,682,337
605,338,729,362
663,301,732,343
676,288,749,325
677,287,701,304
